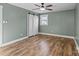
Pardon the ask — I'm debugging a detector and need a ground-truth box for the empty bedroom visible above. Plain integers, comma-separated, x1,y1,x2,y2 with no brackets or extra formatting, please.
0,3,79,56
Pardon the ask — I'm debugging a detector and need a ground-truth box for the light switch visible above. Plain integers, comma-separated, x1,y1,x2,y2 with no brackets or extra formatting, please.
5,21,8,23
3,21,6,23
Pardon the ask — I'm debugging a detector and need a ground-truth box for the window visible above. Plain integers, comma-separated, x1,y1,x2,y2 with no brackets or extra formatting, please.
40,14,48,25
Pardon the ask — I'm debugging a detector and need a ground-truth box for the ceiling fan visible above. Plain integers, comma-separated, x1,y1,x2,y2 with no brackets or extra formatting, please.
32,3,53,11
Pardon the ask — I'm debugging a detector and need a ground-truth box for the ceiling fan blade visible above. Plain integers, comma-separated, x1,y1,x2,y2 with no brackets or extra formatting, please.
46,5,53,7
32,8,40,10
46,9,53,11
34,4,40,7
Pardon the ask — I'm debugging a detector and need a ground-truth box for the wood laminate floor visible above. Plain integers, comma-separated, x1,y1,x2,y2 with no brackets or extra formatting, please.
0,34,78,56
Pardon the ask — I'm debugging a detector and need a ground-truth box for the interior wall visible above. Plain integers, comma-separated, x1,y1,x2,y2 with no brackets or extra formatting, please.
1,3,27,43
39,10,75,36
0,5,3,44
75,3,79,46
0,3,38,43
0,3,75,44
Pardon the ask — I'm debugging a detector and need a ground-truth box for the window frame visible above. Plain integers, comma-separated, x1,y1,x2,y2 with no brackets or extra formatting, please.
40,14,48,26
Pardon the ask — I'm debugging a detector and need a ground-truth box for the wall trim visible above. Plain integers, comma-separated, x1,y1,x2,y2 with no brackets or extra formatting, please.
0,33,79,53
74,37,79,53
73,39,79,53
0,36,29,47
39,32,74,39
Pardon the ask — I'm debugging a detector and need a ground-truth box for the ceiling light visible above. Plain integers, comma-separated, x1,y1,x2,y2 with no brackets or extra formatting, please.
40,7,45,11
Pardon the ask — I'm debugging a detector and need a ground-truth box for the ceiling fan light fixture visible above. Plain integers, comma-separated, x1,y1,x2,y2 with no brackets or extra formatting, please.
40,7,45,11
33,3,53,11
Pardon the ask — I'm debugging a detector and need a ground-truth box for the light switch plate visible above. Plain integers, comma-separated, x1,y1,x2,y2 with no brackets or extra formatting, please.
5,21,8,23
3,21,6,23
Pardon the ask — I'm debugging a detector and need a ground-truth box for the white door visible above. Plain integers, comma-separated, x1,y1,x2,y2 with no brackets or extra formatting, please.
27,14,33,36
33,15,38,35
27,14,38,36
0,6,3,44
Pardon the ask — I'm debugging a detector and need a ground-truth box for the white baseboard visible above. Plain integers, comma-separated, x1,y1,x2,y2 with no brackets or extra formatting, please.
1,33,79,53
0,36,29,47
39,32,74,39
74,37,79,53
73,39,79,53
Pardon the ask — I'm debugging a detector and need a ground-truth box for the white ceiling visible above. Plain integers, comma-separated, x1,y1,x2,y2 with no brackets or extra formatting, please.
10,3,76,13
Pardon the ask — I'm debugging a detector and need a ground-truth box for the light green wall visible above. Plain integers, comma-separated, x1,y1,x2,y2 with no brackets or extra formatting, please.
1,3,27,43
40,10,75,36
75,4,79,46
0,6,3,44
0,3,75,44
0,3,38,43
